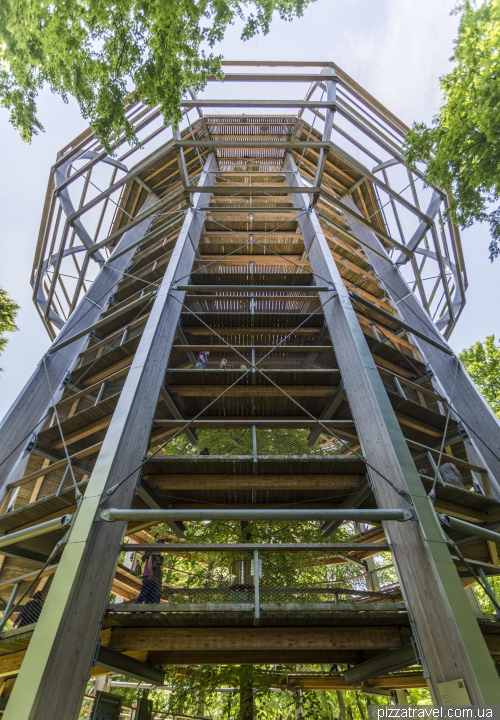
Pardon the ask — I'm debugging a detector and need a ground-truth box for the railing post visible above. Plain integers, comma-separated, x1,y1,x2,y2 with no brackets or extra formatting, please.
253,550,260,625
0,582,20,635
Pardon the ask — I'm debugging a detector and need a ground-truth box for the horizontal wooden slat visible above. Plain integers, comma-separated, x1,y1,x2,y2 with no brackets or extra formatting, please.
145,474,363,490
168,385,337,397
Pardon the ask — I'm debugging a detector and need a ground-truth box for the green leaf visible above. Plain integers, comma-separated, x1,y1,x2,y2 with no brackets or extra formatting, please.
0,286,19,371
459,335,500,419
0,0,315,152
404,0,500,258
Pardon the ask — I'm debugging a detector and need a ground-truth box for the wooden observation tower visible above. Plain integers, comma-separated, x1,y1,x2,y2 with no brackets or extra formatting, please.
0,62,500,718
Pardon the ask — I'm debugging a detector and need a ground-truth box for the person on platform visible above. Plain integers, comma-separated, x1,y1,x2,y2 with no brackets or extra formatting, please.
195,350,210,369
14,591,44,627
439,462,465,489
220,357,228,369
135,540,165,604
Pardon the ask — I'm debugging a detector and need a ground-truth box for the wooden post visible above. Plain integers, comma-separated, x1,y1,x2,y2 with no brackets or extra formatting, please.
284,152,500,704
395,689,409,706
3,156,217,720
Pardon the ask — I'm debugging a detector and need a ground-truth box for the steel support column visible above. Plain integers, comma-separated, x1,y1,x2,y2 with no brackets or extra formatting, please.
285,152,500,704
3,155,216,720
0,195,158,486
311,67,337,205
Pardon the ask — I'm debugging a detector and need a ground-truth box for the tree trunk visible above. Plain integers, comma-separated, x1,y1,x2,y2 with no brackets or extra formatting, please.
336,690,346,720
294,689,305,719
239,666,254,720
197,690,205,717
354,692,367,720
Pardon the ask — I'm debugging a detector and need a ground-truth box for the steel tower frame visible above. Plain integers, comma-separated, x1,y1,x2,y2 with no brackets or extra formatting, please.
0,62,499,718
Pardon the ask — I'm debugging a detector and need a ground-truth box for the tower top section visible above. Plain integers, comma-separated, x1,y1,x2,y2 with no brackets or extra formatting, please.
32,61,465,339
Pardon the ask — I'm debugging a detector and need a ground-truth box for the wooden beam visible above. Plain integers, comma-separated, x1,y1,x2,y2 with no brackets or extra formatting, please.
0,635,144,684
172,345,334,352
110,582,137,602
28,460,50,504
183,328,317,336
0,565,58,591
432,499,488,524
356,313,418,354
286,673,426,691
121,544,389,553
168,385,336,398
144,474,364,490
50,414,113,450
152,419,354,429
147,650,368,665
487,540,499,566
394,412,443,438
405,440,486,474
196,256,308,265
187,186,320,196
92,651,149,678
373,355,414,379
0,651,25,679
82,356,133,387
10,445,100,488
109,626,405,653
57,367,131,409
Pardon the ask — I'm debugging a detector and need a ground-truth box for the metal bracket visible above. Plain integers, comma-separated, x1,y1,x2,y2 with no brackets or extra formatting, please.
60,371,72,388
89,638,101,681
394,486,413,506
24,434,38,455
457,421,470,440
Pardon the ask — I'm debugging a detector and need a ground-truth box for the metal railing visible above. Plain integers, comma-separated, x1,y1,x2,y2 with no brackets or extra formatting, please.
109,547,400,621
32,62,466,339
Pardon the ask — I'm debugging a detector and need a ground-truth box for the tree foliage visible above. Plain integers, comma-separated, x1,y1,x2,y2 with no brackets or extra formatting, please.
161,427,343,457
0,286,19,370
96,671,431,719
459,335,500,418
404,0,500,260
0,0,313,151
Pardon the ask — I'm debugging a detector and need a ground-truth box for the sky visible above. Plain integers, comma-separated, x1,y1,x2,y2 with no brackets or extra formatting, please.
0,0,497,421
